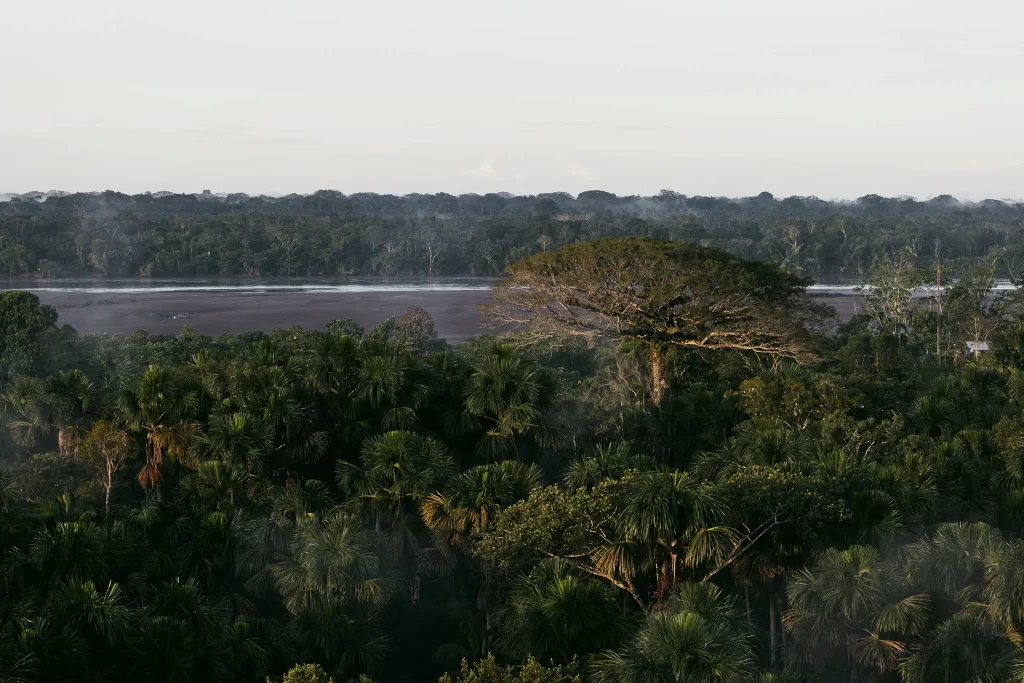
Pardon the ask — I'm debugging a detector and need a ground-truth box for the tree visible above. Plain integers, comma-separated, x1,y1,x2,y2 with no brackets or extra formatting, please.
117,365,199,489
464,343,556,460
484,237,826,404
705,464,850,664
349,340,428,435
479,472,772,611
614,470,722,600
495,559,627,663
943,255,1003,353
395,308,443,352
338,430,454,599
900,611,1015,683
0,291,59,380
785,546,930,680
42,370,98,458
189,412,272,476
859,249,928,338
563,442,655,491
589,583,754,683
279,663,334,683
339,431,454,520
79,420,134,514
735,365,853,431
1,377,49,454
271,510,391,614
420,460,541,551
439,655,580,683
421,460,542,657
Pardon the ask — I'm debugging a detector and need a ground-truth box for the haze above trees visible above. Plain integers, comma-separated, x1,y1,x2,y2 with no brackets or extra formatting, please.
1,190,1021,277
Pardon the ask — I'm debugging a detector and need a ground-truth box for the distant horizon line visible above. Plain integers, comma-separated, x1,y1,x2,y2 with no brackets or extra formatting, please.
2,189,1022,205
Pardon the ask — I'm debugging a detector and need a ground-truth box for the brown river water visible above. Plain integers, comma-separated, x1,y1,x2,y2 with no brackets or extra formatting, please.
0,277,879,341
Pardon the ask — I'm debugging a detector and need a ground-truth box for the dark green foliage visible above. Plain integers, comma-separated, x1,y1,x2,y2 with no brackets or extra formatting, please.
0,292,60,380
1,190,1022,277
438,655,579,683
2,235,1024,681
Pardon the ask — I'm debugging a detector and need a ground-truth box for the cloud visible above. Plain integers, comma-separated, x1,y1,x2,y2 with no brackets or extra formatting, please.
470,162,495,177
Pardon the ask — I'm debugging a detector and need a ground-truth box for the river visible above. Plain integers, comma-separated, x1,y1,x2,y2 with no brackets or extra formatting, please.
0,277,1012,340
0,277,495,340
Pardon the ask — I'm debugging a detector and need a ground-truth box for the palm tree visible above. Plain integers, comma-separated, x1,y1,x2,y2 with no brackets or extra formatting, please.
563,442,655,491
420,460,541,551
350,341,429,434
785,545,930,681
420,460,541,657
187,349,230,404
230,358,327,469
0,467,15,515
170,507,260,614
464,343,556,461
614,469,722,601
41,369,98,458
339,430,455,521
0,615,36,683
301,332,361,398
224,621,270,683
178,459,254,514
1,377,49,454
981,538,1024,634
995,321,1024,369
133,580,248,683
189,412,272,475
19,521,113,588
286,604,390,682
900,610,1017,683
496,558,629,663
338,430,454,599
590,582,754,683
902,522,999,602
117,365,200,488
270,510,391,615
44,578,129,649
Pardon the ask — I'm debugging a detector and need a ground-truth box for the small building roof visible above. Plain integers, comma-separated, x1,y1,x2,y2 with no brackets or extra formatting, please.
966,341,990,352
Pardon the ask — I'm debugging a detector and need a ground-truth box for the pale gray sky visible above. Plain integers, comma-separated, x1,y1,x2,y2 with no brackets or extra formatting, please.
2,0,1022,199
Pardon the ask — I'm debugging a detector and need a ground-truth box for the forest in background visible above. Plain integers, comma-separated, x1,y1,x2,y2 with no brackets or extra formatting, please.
1,190,1023,278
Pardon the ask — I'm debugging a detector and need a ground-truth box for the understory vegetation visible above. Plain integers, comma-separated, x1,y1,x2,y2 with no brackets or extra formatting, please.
1,236,1024,682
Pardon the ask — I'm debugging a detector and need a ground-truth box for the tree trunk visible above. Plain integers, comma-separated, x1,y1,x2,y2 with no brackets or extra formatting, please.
744,583,752,628
650,345,665,406
769,586,778,667
935,241,942,357
105,460,113,515
777,590,788,649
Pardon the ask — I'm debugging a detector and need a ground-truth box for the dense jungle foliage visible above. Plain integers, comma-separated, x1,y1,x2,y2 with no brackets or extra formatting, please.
1,190,1023,277
2,236,1024,682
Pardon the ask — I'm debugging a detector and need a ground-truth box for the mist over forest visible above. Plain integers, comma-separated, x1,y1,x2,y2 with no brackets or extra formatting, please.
1,189,1022,278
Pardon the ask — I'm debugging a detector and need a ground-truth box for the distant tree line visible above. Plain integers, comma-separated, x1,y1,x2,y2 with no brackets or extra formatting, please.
1,190,1022,278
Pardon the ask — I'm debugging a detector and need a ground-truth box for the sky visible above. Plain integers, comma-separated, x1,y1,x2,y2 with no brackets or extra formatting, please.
2,0,1022,200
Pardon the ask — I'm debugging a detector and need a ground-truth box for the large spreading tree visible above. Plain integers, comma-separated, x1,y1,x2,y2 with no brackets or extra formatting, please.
484,237,828,403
